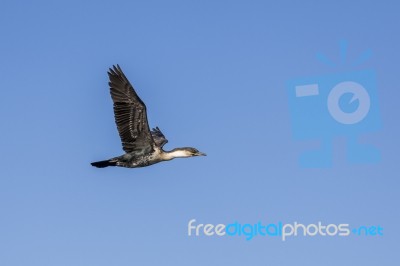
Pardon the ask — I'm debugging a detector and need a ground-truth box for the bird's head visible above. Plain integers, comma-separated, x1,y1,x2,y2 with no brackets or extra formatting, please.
182,147,207,157
167,147,207,159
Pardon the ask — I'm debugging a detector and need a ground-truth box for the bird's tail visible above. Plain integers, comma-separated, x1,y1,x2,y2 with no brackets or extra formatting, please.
91,159,117,168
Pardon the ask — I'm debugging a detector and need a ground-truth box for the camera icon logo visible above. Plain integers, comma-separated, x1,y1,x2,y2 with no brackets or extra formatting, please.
287,43,381,167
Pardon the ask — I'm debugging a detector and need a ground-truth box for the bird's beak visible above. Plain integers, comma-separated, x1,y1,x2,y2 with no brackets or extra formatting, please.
196,151,207,156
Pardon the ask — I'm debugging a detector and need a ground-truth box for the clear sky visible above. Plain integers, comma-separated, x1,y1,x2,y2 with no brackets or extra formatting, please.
0,1,399,265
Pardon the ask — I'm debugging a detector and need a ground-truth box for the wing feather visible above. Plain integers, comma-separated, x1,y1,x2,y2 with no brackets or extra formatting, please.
108,65,155,153
151,127,168,148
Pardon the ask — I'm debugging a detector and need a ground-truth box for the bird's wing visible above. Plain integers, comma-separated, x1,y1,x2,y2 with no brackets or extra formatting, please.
108,65,155,154
151,127,168,148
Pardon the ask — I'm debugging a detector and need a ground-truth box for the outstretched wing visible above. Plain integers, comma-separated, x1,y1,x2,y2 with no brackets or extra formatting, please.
151,127,168,148
108,65,155,154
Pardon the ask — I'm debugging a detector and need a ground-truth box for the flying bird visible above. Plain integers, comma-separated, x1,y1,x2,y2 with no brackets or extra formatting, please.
91,65,206,168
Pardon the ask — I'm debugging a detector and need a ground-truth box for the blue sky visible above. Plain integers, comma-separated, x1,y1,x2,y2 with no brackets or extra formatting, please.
0,1,399,265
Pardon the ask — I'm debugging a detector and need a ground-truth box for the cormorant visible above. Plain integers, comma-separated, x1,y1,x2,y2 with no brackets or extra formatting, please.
91,65,206,168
